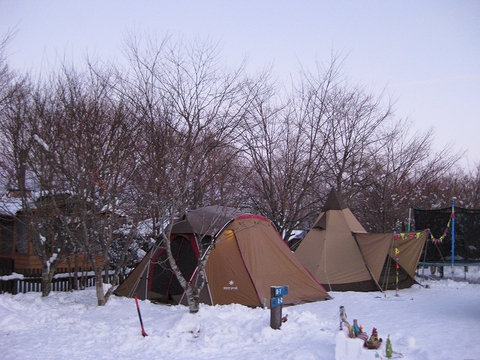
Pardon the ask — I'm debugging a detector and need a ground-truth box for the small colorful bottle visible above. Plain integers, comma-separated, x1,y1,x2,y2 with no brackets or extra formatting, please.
353,319,361,335
385,335,393,358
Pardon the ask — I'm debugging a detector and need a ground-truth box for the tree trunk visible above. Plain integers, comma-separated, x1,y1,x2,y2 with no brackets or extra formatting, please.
41,268,53,297
185,285,200,313
186,267,207,313
95,272,106,306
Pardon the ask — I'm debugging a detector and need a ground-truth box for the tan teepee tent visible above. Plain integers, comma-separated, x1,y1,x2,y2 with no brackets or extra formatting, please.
115,206,331,306
295,189,426,292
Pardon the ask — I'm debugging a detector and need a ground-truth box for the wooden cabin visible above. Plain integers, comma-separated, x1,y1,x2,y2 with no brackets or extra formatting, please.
0,191,95,275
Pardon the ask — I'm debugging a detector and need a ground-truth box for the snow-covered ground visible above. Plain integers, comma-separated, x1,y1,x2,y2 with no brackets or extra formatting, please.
1,267,479,360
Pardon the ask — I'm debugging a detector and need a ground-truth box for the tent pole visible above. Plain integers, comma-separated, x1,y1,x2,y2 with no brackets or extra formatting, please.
421,230,430,280
394,235,399,296
142,240,165,300
451,197,456,280
144,254,151,300
407,205,412,232
352,232,384,293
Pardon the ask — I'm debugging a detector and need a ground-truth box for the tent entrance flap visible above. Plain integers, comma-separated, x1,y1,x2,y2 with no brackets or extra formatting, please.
146,235,198,303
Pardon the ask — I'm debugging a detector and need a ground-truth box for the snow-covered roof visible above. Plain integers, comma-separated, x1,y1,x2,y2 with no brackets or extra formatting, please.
0,196,24,216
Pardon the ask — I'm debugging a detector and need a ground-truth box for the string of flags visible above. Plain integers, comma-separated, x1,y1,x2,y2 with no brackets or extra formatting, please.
393,231,424,242
423,212,455,245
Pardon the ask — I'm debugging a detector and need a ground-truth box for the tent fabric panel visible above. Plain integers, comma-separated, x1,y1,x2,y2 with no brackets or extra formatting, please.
316,211,373,285
205,229,260,306
235,214,268,221
184,205,244,236
231,217,330,305
311,211,324,228
296,210,369,285
379,256,417,290
323,279,382,292
292,227,324,277
354,232,394,281
113,248,151,299
170,219,194,235
390,232,427,278
313,213,327,229
147,248,173,299
342,208,367,233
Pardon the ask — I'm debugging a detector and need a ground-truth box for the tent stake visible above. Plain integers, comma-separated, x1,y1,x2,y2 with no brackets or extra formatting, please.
134,294,148,337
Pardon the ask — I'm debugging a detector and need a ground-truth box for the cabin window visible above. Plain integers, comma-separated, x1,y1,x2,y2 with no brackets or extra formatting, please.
0,219,14,254
15,215,29,254
0,217,29,255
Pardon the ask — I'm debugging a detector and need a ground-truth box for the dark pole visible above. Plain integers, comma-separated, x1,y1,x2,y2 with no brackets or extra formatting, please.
134,294,148,337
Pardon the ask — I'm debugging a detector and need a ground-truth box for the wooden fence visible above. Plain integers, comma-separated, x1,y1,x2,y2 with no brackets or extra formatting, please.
0,268,116,295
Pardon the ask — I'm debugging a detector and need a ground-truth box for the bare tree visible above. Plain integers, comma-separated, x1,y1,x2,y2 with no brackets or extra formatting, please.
0,31,16,107
243,55,397,241
241,82,322,241
39,64,143,305
0,68,35,284
0,35,78,296
318,86,393,202
455,163,480,208
0,76,33,197
352,118,461,232
120,35,255,312
26,80,78,296
0,32,17,191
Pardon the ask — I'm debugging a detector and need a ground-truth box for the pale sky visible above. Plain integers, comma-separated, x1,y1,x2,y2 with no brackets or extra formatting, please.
1,0,479,168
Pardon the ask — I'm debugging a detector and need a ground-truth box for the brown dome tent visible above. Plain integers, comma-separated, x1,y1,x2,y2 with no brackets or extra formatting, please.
295,189,427,292
115,205,331,306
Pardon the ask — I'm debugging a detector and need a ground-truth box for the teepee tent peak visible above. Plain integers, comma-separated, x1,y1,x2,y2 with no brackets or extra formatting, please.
321,188,347,211
312,188,366,233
